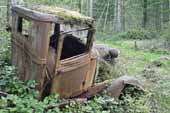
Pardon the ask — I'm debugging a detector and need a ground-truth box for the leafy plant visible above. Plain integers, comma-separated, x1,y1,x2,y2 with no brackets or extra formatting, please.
0,31,11,63
0,63,151,113
0,64,61,113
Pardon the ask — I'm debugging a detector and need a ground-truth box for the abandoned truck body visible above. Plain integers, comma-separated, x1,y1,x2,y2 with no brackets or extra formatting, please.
10,5,143,100
11,6,97,98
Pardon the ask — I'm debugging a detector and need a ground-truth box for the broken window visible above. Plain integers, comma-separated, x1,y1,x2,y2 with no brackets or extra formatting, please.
17,17,32,37
49,24,89,60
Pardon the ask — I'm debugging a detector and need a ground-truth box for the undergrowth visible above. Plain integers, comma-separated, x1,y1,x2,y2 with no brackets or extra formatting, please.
1,29,170,113
0,64,150,113
0,31,151,113
96,30,170,113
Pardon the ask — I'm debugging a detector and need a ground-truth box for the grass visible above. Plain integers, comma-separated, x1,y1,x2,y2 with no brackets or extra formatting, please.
96,32,170,113
96,32,170,75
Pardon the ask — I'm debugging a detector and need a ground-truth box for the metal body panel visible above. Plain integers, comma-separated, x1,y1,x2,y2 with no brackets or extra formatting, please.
48,47,97,98
11,6,96,99
12,6,94,27
11,11,51,92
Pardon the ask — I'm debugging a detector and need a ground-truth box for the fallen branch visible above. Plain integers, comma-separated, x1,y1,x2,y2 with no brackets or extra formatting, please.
44,98,87,112
0,91,8,97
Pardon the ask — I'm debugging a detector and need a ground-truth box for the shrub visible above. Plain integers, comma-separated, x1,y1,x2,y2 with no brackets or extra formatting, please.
0,31,11,63
160,29,170,48
0,64,150,113
62,89,150,113
120,28,160,40
0,65,60,113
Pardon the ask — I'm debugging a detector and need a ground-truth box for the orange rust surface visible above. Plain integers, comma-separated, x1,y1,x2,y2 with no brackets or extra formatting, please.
11,6,96,99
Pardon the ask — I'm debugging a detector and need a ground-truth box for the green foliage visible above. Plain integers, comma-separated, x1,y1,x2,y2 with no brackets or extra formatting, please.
160,28,170,48
162,60,170,68
0,64,150,113
119,28,160,40
24,0,77,10
0,93,60,113
0,65,25,94
149,79,170,113
0,64,60,113
0,31,11,63
62,93,150,113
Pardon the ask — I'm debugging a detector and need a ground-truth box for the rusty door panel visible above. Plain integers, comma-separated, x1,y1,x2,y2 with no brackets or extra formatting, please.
84,58,97,89
51,53,94,98
51,64,89,98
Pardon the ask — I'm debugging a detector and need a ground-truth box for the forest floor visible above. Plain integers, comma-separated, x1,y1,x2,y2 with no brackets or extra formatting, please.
98,33,170,113
0,31,170,113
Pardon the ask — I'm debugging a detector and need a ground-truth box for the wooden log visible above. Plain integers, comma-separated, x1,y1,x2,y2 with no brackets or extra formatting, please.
0,91,8,97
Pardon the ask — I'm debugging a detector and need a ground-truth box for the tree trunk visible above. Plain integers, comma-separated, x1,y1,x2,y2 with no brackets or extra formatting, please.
162,0,169,24
79,0,83,13
142,0,147,28
87,0,93,17
114,0,124,32
103,1,110,31
154,1,162,31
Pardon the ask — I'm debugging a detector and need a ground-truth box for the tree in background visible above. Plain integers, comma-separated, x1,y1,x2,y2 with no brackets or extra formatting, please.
114,0,125,32
5,0,170,33
87,0,93,17
154,0,162,31
142,0,147,28
143,0,170,31
162,0,169,27
79,0,83,13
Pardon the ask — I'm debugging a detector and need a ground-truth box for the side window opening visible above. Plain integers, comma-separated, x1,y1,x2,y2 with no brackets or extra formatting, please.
61,34,86,60
17,17,32,37
49,24,88,60
49,23,60,50
17,17,22,33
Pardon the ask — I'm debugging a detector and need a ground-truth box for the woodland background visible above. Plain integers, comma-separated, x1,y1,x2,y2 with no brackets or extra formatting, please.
0,0,170,113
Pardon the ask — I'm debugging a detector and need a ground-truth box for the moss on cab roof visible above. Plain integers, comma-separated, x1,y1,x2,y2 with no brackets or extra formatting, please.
32,6,94,25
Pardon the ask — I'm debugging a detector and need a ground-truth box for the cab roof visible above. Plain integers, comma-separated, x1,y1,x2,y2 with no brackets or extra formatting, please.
12,5,94,27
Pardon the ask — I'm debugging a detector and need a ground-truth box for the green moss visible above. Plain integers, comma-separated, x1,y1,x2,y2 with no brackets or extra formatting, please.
32,6,93,25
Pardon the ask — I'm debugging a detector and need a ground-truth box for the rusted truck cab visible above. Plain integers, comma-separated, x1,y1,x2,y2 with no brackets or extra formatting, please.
11,6,97,98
